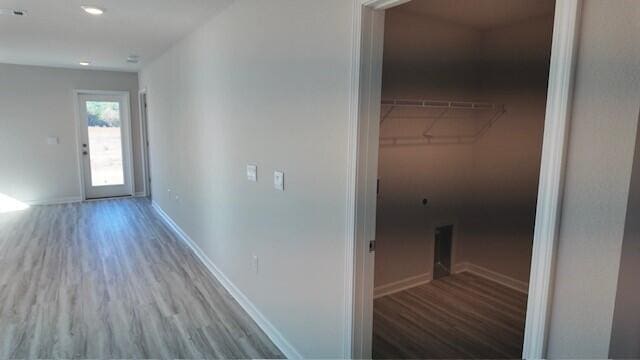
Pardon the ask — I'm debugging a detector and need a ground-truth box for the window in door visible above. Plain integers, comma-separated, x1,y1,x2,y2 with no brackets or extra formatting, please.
86,100,125,187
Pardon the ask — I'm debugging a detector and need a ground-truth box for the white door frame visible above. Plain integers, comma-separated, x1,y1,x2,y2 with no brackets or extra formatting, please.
73,89,135,200
138,88,151,197
347,0,583,358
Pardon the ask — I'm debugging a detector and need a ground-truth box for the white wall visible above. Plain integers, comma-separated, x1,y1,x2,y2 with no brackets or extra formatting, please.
138,0,355,357
0,63,142,203
133,0,640,357
456,14,554,282
547,0,640,357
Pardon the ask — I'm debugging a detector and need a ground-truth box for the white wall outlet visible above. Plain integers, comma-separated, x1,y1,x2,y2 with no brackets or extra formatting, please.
274,171,284,191
247,164,257,182
252,255,259,274
46,136,59,145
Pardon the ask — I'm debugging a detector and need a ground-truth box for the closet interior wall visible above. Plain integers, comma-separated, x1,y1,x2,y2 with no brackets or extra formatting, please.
375,5,554,288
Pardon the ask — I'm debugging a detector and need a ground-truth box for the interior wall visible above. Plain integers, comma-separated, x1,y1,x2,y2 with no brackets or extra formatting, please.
609,108,640,359
138,0,354,357
0,63,142,203
547,1,640,357
456,14,553,282
375,9,480,287
375,5,553,288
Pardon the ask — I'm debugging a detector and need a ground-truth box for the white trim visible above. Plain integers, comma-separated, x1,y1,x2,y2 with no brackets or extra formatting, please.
350,1,582,359
373,273,431,299
150,201,301,360
134,192,147,197
348,3,386,358
361,0,411,10
72,91,86,201
73,90,136,200
523,1,582,358
138,88,151,198
453,263,529,294
343,1,360,357
25,196,83,206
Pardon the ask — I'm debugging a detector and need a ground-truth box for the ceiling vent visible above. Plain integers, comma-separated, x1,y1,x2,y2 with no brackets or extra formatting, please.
126,55,140,64
0,9,27,16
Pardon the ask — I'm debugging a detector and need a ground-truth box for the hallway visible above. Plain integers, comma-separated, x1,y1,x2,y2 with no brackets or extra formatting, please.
0,198,282,359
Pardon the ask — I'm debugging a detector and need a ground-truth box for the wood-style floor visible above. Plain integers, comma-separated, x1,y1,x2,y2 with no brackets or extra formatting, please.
373,272,527,359
0,198,283,359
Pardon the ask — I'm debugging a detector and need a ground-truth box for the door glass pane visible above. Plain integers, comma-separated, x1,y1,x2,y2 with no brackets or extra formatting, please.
86,101,124,186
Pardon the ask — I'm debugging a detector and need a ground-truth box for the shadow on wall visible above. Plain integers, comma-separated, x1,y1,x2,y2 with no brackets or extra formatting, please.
374,5,554,288
0,193,30,214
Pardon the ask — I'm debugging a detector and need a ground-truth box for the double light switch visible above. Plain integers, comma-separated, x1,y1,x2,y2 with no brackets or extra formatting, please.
247,164,284,191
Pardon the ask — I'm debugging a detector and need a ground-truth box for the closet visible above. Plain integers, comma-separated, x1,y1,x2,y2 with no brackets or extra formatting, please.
372,1,556,358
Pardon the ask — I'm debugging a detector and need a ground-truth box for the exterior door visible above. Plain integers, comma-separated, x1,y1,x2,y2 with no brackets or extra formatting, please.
78,93,133,199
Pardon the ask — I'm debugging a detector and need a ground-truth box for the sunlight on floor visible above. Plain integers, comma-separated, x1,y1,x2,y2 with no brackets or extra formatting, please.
0,193,30,213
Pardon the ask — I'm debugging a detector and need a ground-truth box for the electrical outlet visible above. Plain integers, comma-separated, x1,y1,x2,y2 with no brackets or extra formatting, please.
252,255,259,274
46,136,59,145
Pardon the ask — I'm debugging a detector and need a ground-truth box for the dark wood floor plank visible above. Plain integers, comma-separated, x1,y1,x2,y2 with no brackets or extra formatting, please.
376,298,474,359
400,290,520,357
441,274,527,310
457,272,529,302
381,294,500,359
373,272,527,359
427,279,526,325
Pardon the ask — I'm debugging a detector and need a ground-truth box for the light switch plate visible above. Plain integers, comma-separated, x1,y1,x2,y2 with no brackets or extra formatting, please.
247,164,257,182
46,136,59,145
274,171,284,191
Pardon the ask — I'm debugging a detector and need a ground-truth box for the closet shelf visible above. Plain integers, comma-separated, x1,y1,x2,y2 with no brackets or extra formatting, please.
380,98,506,147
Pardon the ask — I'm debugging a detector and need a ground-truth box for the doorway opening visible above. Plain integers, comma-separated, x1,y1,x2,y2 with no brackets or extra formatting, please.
350,0,581,358
350,0,578,358
75,91,134,200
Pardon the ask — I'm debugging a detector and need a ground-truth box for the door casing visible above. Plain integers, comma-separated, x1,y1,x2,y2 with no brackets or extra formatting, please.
138,89,152,198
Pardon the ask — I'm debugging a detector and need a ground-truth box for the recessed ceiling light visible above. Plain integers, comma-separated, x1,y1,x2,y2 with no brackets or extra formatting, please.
81,6,105,15
79,61,91,66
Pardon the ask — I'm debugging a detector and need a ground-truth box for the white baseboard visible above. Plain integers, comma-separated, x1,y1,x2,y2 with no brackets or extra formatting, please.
150,201,301,359
134,192,147,197
374,272,431,299
453,262,529,294
26,196,83,206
